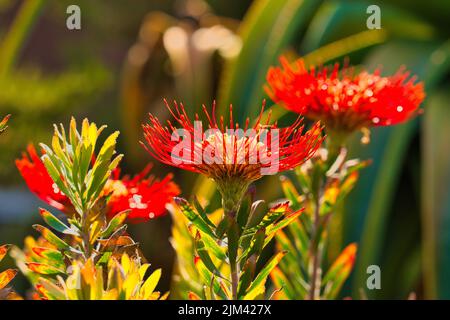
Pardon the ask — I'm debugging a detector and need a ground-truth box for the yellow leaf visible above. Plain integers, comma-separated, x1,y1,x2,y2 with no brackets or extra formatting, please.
102,289,119,300
141,269,161,299
0,269,17,290
139,264,150,280
121,254,131,275
0,244,10,262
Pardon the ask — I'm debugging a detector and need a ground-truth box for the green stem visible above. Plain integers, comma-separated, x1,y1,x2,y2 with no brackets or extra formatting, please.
218,180,249,218
231,264,239,300
217,178,249,300
309,190,322,300
0,0,47,76
326,129,349,167
81,213,91,260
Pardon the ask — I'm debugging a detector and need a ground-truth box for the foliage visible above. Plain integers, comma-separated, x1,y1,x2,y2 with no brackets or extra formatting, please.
205,0,450,300
10,119,164,300
271,150,367,299
172,193,302,300
0,244,20,300
0,116,19,300
36,254,166,300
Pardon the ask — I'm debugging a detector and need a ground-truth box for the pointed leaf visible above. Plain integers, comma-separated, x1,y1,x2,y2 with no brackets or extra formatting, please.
33,224,70,250
39,208,70,233
0,269,17,290
26,262,65,275
243,251,287,300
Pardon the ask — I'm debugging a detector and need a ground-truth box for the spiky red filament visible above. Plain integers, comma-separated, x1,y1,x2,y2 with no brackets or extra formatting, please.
142,100,324,185
265,56,425,132
105,165,180,223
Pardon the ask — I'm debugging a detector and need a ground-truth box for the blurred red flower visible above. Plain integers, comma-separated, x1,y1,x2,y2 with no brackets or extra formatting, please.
16,144,73,213
104,165,180,223
16,144,179,223
142,100,324,184
265,57,425,132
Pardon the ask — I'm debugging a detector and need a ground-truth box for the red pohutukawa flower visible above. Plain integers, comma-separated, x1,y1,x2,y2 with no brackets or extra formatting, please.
16,144,179,223
104,165,180,223
142,100,324,186
265,56,425,132
16,144,73,213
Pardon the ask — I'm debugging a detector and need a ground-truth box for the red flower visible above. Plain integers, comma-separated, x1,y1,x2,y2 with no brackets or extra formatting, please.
16,144,179,223
104,165,180,223
265,57,425,132
16,144,73,213
142,100,324,184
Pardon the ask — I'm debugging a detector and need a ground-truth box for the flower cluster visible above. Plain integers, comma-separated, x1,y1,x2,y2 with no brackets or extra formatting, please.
266,56,425,132
16,144,179,223
105,165,180,222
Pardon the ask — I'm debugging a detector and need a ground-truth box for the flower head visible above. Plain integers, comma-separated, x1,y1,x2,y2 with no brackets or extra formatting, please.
16,144,73,213
142,100,324,186
104,165,180,223
17,144,179,223
266,57,425,132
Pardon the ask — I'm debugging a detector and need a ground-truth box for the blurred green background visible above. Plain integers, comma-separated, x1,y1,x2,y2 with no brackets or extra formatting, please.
0,0,449,299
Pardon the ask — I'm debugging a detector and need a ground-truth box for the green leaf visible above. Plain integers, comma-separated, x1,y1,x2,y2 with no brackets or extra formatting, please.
227,219,240,271
237,259,256,299
192,196,216,229
274,230,302,270
264,209,304,246
243,251,287,300
322,243,357,299
270,267,299,299
26,262,65,275
32,224,70,250
194,232,222,279
31,247,65,270
280,175,302,209
38,208,69,233
218,0,324,120
198,231,227,261
422,90,450,299
175,197,217,239
239,228,265,265
0,0,48,76
349,41,447,299
40,152,74,206
36,278,66,300
85,131,121,204
100,210,129,238
194,256,228,300
236,191,253,230
245,200,277,231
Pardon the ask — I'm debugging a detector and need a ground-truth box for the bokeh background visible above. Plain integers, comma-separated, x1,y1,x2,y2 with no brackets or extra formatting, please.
0,0,449,299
